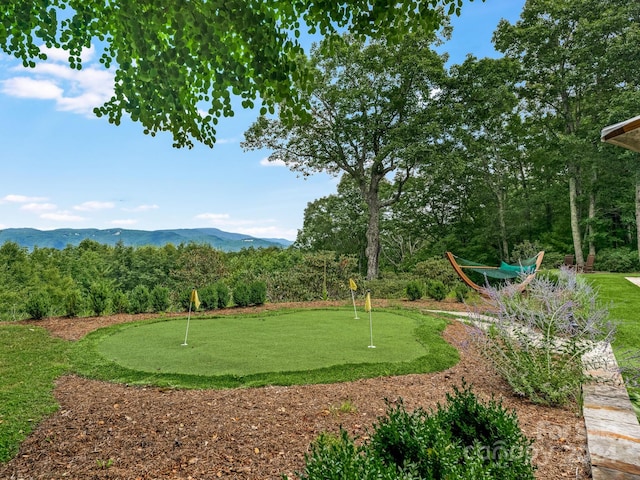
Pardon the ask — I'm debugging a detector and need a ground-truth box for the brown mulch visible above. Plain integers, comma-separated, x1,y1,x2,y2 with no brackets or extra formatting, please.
1,300,590,479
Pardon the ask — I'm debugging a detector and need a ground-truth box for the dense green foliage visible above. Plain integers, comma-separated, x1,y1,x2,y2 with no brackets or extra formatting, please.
1,0,468,148
292,383,534,479
0,241,368,320
284,0,640,275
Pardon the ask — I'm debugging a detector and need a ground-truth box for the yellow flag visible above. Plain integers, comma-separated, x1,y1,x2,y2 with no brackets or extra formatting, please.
190,289,201,309
364,291,371,312
349,278,357,291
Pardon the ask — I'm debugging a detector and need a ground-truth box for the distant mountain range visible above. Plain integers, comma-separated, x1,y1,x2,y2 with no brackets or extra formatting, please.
0,228,293,251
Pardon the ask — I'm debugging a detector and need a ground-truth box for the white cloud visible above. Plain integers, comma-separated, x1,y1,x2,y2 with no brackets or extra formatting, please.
1,194,49,204
41,212,85,222
110,219,138,226
260,156,286,167
195,213,231,222
1,44,114,117
1,77,63,99
40,45,96,63
21,202,57,213
74,201,115,211
122,204,159,212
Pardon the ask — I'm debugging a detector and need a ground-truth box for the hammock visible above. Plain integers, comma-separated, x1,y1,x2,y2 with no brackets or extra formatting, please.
446,251,545,296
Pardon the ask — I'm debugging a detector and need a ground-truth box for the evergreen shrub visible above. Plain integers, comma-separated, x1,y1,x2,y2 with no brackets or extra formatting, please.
290,382,534,480
150,286,170,313
199,284,218,310
405,280,423,301
129,285,150,314
111,290,130,314
233,282,251,307
63,289,83,317
215,281,230,308
454,283,470,302
426,280,447,301
88,282,110,316
25,291,50,320
249,280,267,306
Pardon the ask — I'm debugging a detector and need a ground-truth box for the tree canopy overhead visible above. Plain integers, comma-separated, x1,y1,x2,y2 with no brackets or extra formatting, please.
1,0,472,148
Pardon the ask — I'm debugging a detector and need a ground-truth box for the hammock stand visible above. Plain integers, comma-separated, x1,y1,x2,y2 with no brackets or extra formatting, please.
446,251,545,296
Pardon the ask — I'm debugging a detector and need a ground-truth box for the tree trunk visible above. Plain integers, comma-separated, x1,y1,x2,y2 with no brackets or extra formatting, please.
497,191,509,261
588,191,596,256
636,180,640,263
569,176,584,267
365,200,381,280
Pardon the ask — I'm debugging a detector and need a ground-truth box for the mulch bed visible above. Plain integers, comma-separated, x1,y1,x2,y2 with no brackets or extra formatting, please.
1,299,590,479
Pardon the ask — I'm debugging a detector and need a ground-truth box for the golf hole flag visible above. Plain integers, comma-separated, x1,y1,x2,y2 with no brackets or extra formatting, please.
349,278,359,319
349,278,357,291
190,289,201,309
364,291,372,312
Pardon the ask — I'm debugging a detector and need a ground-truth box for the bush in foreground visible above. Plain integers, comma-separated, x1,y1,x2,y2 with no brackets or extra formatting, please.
290,382,534,480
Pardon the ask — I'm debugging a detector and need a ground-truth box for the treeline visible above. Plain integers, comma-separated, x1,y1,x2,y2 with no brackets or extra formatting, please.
0,240,367,321
1,238,495,321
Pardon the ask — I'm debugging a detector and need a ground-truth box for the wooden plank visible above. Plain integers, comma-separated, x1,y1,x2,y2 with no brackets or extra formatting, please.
592,466,640,480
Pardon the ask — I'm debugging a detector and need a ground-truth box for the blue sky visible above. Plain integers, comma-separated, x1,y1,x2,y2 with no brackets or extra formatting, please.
0,0,524,241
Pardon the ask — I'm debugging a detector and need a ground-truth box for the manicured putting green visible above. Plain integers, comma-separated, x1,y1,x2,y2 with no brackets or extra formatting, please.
97,310,432,376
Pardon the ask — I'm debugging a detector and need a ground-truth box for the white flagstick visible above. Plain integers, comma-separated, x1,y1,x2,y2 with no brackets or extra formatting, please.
182,299,193,346
365,291,375,348
351,289,359,319
368,308,375,348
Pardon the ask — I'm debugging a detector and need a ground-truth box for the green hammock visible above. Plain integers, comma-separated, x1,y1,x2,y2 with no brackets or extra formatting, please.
446,251,545,295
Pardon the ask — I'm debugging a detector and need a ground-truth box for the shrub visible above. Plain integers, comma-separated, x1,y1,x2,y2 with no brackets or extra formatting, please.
88,282,110,316
405,281,423,301
178,288,194,311
415,257,459,288
426,279,447,301
111,290,130,314
25,291,50,320
233,282,251,307
63,289,83,317
454,284,470,303
198,284,218,310
150,286,171,313
215,281,230,308
128,285,150,314
595,248,640,273
249,280,267,306
475,267,615,406
290,382,534,480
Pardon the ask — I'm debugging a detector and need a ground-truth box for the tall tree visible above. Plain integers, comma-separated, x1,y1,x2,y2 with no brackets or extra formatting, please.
243,30,448,279
1,0,471,148
443,56,528,261
493,0,640,268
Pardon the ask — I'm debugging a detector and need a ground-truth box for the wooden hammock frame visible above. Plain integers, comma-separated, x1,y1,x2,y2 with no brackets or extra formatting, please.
445,251,545,296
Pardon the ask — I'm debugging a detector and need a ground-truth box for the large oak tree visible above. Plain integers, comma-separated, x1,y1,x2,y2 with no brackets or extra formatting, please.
243,30,448,279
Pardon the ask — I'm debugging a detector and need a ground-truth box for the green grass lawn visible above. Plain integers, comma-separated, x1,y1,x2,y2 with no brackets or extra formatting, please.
73,308,459,389
97,310,436,375
586,273,640,353
0,325,72,462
